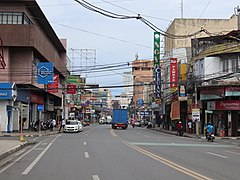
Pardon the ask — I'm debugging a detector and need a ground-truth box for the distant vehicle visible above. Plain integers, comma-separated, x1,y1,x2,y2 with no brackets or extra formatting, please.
134,121,140,126
99,117,106,124
112,109,128,129
106,116,112,124
64,120,82,133
83,119,90,126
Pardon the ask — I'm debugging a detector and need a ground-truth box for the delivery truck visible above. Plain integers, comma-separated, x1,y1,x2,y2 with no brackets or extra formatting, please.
112,109,128,129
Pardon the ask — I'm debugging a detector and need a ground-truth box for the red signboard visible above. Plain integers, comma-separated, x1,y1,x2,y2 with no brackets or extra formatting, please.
66,84,76,94
171,100,180,120
215,100,240,110
31,92,44,104
47,74,59,93
170,58,178,89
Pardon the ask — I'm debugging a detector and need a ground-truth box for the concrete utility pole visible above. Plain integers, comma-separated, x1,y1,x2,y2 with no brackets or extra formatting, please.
234,6,240,30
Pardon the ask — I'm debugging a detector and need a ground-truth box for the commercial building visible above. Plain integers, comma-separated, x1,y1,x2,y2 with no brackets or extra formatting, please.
162,15,239,136
0,0,67,132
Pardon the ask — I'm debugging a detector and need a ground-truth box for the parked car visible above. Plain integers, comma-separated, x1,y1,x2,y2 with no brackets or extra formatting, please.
64,120,82,133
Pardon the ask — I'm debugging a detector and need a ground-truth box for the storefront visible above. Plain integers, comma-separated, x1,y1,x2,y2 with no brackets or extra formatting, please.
207,100,240,136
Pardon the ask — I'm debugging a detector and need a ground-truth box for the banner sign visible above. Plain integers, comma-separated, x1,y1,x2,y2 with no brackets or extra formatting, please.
153,32,160,66
37,62,54,84
170,100,180,120
47,74,59,93
216,100,240,110
67,75,86,84
66,84,76,94
225,86,240,96
170,58,178,91
155,66,161,98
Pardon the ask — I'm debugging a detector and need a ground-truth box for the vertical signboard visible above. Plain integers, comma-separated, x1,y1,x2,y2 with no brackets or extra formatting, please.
170,58,178,92
37,62,54,84
153,32,161,100
66,84,76,94
155,66,161,98
153,32,160,66
47,74,59,93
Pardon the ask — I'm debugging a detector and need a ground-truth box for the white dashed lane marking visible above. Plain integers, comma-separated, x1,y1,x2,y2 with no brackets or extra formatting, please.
84,152,89,158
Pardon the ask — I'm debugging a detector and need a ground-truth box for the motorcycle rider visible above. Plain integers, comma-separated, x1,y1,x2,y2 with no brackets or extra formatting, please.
131,119,135,128
206,122,214,138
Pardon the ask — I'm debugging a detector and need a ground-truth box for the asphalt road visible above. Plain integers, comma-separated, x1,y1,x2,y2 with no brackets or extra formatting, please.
0,125,240,180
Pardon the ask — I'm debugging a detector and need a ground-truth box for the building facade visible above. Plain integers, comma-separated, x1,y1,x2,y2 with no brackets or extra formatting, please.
0,0,67,132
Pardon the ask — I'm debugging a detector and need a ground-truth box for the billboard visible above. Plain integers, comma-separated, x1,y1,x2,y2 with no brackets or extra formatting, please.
47,74,59,93
37,62,54,84
170,58,178,92
66,84,76,94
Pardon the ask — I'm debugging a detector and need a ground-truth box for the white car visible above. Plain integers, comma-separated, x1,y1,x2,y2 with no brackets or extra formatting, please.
64,120,82,133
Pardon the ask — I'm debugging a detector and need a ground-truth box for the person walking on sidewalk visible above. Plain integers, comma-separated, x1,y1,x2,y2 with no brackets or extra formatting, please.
59,118,65,132
177,121,183,136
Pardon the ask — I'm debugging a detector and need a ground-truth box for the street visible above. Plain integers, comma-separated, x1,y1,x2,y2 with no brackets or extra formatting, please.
0,125,240,180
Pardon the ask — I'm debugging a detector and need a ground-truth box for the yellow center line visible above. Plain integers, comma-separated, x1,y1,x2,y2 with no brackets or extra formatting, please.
122,140,213,180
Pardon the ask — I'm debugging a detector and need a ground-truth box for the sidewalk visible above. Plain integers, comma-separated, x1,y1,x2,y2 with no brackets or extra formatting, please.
0,129,60,137
0,129,60,161
151,127,240,140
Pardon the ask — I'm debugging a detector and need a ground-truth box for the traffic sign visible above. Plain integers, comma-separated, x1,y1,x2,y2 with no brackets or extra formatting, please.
37,104,44,112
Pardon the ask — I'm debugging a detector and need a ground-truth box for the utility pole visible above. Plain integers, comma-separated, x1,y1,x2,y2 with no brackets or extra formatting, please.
234,6,240,30
180,0,183,18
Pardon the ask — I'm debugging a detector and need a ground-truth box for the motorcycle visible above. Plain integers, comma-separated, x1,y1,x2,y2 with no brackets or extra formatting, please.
206,133,215,142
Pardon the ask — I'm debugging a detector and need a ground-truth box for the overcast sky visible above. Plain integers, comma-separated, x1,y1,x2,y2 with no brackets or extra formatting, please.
36,0,240,96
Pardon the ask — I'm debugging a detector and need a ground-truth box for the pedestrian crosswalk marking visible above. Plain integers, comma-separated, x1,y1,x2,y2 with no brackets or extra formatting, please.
130,142,233,148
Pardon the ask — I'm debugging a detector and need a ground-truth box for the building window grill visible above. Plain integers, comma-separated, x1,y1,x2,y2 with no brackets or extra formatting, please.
0,12,32,25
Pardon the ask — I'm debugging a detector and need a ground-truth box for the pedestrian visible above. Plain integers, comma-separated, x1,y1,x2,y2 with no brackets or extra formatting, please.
59,118,65,132
188,121,192,133
177,121,183,136
52,119,56,128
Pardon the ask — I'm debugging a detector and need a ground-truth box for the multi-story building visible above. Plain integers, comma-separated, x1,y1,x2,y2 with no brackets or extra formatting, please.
189,30,240,137
114,93,132,109
132,59,153,108
162,15,239,133
0,0,67,132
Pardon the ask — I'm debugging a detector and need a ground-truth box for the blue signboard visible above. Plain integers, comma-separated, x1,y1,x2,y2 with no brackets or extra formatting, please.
0,82,12,100
37,104,44,111
138,98,144,107
37,62,54,84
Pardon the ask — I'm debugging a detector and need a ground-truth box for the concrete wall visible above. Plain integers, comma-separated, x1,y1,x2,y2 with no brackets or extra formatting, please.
165,15,238,54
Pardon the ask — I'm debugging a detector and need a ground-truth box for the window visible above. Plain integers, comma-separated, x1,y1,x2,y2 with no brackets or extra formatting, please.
0,12,32,25
223,60,229,72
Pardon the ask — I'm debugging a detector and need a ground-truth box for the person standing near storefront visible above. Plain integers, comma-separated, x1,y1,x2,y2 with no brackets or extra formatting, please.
59,118,65,132
188,121,192,133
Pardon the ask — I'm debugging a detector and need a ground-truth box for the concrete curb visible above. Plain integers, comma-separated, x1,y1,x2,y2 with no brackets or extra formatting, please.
0,131,60,138
0,142,29,161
